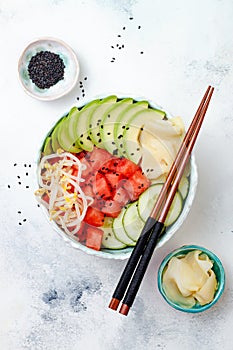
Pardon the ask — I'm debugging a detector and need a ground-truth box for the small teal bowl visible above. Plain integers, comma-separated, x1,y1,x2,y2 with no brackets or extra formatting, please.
157,245,225,313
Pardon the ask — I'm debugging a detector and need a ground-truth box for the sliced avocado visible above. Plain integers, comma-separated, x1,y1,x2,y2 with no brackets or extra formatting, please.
100,98,133,154
51,117,66,153
58,107,81,151
74,99,100,151
113,100,149,157
58,116,81,153
88,95,117,145
122,108,166,164
43,136,53,155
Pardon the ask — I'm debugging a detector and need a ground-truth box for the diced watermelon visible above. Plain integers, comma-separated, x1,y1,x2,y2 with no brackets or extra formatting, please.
112,185,130,206
93,173,112,200
88,147,112,171
99,157,120,174
74,221,87,242
116,157,139,177
104,172,123,189
86,226,103,251
101,200,122,218
124,169,151,201
84,206,105,227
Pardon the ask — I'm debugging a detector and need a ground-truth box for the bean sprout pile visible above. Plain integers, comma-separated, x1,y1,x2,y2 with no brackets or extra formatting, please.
35,152,93,236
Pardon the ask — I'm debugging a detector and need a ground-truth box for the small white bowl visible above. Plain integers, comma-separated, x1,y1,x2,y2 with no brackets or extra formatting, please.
18,37,80,101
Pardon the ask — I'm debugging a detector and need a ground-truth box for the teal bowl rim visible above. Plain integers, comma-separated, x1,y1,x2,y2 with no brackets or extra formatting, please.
157,245,225,313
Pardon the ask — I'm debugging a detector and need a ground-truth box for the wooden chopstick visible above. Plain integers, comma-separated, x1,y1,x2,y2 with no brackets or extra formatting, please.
108,86,214,315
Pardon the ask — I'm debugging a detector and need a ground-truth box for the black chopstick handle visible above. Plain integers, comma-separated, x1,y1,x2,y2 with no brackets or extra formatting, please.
111,217,156,302
120,220,164,309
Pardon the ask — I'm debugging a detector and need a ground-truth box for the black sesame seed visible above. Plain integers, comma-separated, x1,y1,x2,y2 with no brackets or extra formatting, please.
136,148,140,151
112,142,115,145
140,127,144,131
107,132,111,135
80,134,83,137
80,141,83,145
28,51,65,89
23,219,27,222
97,119,101,122
138,25,141,29
126,127,129,130
87,136,91,141
77,97,80,100
113,149,118,156
118,35,121,37
26,172,28,176
82,94,85,97
18,182,21,185
120,144,123,148
100,125,103,129
82,89,85,93
29,165,31,168
37,204,40,207
97,132,100,136
107,114,111,118
140,51,144,54
129,17,133,20
84,77,87,80
131,153,134,156
18,211,21,214
123,26,126,30
98,139,102,143
122,125,125,129
19,222,22,226
14,163,17,166
111,45,114,49
26,185,29,188
24,164,27,167
89,124,92,128
118,134,123,139
7,185,11,188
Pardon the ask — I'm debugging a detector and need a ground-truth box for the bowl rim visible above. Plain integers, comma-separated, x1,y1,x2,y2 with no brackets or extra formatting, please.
18,36,80,101
35,93,198,259
157,244,225,313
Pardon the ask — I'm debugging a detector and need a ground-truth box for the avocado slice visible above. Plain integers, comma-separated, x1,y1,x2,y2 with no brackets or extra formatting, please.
58,115,81,153
58,107,82,152
74,99,100,151
122,108,166,164
51,117,66,153
100,98,133,154
113,100,149,157
88,95,117,145
43,136,53,155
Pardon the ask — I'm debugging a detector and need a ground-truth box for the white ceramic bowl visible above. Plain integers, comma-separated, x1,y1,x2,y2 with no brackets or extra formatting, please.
18,37,80,101
36,94,198,259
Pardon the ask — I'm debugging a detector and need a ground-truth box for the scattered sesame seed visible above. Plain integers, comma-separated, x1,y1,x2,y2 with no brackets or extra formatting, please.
82,93,85,97
26,172,28,176
77,97,80,100
23,219,27,222
84,77,87,80
140,51,144,54
24,164,27,167
138,25,141,29
14,163,17,167
129,17,133,20
7,185,11,188
118,35,121,37
26,185,29,188
18,211,21,214
111,45,114,49
18,182,21,185
123,26,126,30
19,222,22,226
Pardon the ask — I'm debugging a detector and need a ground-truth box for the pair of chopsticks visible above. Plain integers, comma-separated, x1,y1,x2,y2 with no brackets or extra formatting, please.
109,86,214,316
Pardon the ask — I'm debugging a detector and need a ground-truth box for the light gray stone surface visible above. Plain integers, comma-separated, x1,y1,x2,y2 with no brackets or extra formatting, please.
1,0,233,349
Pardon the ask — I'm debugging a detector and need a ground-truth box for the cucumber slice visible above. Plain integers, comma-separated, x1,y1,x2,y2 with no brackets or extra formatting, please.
101,218,126,249
138,184,183,227
112,206,136,246
123,201,145,241
178,176,189,200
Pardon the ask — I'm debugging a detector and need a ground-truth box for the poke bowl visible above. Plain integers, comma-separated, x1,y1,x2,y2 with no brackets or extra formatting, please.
35,94,198,259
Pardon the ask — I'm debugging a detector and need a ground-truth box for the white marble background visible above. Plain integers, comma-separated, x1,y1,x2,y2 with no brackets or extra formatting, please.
0,0,233,349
